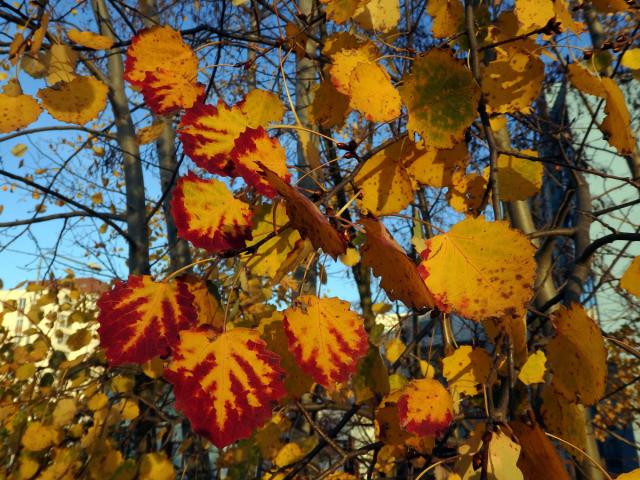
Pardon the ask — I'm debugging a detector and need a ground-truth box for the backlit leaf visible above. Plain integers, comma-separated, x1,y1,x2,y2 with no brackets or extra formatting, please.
232,127,290,197
139,452,175,480
259,312,314,398
136,122,165,145
260,165,347,258
22,422,60,452
514,0,554,31
140,68,204,115
283,295,369,389
405,140,468,188
456,426,524,480
354,138,416,215
309,79,350,129
540,385,587,451
354,0,400,32
183,276,225,331
446,171,487,214
243,204,313,281
0,93,42,133
400,49,480,148
397,378,454,436
164,327,286,448
178,90,284,175
428,0,464,38
546,304,606,405
621,49,640,70
321,0,367,23
349,62,401,122
96,275,196,365
45,44,77,84
518,350,547,385
621,256,640,297
490,149,543,201
329,43,378,95
442,346,492,396
419,216,536,320
170,172,253,253
360,217,435,311
37,76,108,125
67,29,114,50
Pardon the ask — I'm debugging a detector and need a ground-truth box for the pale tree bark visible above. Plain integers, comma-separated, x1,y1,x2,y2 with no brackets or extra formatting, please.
92,0,150,275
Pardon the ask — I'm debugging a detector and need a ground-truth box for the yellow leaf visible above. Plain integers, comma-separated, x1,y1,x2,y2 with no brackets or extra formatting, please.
45,44,77,84
489,149,543,201
15,362,36,380
546,304,606,405
309,79,350,129
428,0,464,38
139,452,175,480
354,138,417,215
456,426,524,480
53,398,78,426
514,0,555,31
621,256,640,297
621,49,640,70
447,172,487,214
400,49,480,148
329,43,378,95
420,361,435,378
136,122,165,145
442,346,492,396
388,372,408,392
11,143,27,157
18,454,39,479
397,378,454,436
22,422,60,452
419,216,536,320
384,338,405,364
38,76,108,125
0,93,42,133
518,350,547,385
67,29,114,50
349,62,401,122
87,392,108,411
282,295,369,389
405,140,468,188
165,328,286,448
171,173,252,252
142,356,164,379
618,468,640,480
339,247,361,267
354,0,400,32
540,385,587,451
320,0,367,23
183,276,225,331
90,192,103,205
114,399,139,420
111,375,134,393
274,442,304,468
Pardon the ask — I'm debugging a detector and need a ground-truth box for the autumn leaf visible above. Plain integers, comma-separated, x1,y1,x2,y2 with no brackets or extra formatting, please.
139,452,175,480
400,49,480,148
45,44,77,84
456,426,524,480
621,256,640,297
282,295,369,389
428,0,464,38
442,345,492,396
353,0,400,32
321,0,367,23
136,122,165,145
405,140,468,188
170,172,253,253
141,68,204,115
348,62,401,122
518,350,547,385
164,327,286,448
511,421,570,480
232,127,290,197
259,165,347,259
182,276,225,331
540,385,587,451
37,76,108,125
178,90,284,175
0,92,42,133
329,43,378,95
360,217,435,311
67,29,114,50
487,149,543,201
419,216,536,320
96,275,196,365
514,0,555,31
397,378,454,436
309,79,350,129
546,304,607,405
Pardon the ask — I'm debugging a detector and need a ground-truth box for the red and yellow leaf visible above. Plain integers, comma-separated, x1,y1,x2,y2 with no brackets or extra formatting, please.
170,172,253,253
397,378,454,436
182,276,225,332
360,217,435,311
164,327,286,448
178,90,285,175
141,68,204,115
232,127,290,198
260,165,347,259
282,295,368,389
97,275,196,365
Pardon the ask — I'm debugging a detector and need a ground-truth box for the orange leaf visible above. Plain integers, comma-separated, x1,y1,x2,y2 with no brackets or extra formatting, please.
124,26,201,115
67,29,114,50
360,217,435,311
164,327,286,448
259,165,347,259
170,172,253,252
397,378,454,436
232,127,290,198
179,90,284,175
282,296,368,389
97,275,196,365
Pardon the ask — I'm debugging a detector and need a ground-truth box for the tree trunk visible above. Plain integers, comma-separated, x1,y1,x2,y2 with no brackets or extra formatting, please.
92,0,150,275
